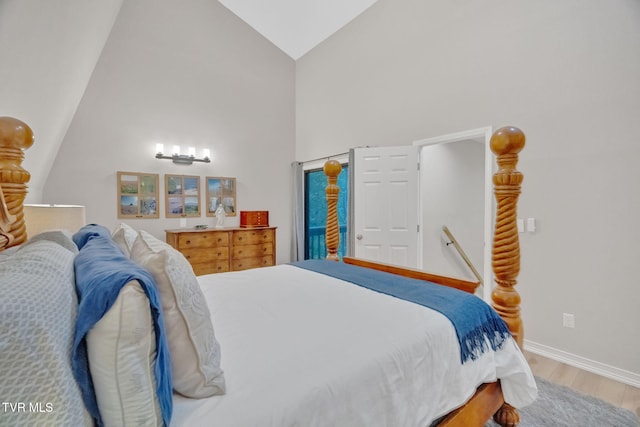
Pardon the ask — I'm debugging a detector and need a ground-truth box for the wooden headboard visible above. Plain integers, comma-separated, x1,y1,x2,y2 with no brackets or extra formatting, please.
0,117,34,251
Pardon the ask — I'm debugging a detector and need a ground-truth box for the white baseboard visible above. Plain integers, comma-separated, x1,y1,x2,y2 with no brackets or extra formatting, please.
524,340,640,388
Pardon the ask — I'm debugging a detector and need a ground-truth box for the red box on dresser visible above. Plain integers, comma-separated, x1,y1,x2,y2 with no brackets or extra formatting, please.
240,211,269,228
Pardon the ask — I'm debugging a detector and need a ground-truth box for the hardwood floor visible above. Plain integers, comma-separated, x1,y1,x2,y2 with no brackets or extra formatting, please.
524,350,640,418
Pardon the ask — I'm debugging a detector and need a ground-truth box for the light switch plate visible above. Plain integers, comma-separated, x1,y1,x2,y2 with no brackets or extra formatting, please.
527,218,536,233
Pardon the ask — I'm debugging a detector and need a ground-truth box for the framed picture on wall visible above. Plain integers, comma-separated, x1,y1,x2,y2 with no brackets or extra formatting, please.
117,171,159,219
206,176,236,217
165,174,201,218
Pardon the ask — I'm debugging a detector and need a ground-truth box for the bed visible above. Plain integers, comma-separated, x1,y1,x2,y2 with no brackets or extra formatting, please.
0,116,536,427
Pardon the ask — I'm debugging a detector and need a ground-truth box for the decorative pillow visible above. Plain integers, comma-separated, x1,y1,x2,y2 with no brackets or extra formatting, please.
87,280,162,426
111,222,138,256
0,238,92,426
131,230,226,398
0,244,20,259
28,229,78,253
72,225,172,427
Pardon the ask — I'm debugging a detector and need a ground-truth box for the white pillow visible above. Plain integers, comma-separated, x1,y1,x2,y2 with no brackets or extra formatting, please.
87,280,162,427
131,231,226,398
112,223,138,256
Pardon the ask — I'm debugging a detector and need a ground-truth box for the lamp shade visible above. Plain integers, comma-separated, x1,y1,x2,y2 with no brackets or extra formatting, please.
23,204,86,238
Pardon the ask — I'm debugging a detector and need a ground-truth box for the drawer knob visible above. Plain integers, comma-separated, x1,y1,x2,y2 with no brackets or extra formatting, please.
186,240,191,244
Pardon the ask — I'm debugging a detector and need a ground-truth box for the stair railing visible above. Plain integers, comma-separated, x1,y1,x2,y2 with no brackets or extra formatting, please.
442,225,483,287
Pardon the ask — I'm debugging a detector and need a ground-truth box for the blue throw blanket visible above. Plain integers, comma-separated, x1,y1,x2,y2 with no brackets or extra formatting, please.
71,225,172,427
291,260,511,363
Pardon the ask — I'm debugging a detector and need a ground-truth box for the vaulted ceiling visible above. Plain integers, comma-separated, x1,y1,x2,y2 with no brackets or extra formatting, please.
218,0,378,59
0,0,377,201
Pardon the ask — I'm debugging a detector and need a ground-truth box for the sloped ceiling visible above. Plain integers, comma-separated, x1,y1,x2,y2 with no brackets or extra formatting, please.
0,0,124,202
218,0,378,59
0,0,375,202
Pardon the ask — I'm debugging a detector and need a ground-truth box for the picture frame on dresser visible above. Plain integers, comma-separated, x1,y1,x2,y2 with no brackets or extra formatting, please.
117,171,159,219
165,174,201,218
206,176,236,217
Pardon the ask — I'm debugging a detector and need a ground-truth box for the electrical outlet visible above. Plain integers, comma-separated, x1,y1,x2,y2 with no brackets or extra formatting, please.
179,218,187,228
563,313,575,328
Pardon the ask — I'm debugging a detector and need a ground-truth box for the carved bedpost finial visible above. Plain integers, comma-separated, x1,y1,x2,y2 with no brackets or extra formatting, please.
324,160,342,261
0,117,34,249
490,126,525,348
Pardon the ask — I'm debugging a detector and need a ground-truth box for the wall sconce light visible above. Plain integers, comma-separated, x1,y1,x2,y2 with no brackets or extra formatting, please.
155,143,211,165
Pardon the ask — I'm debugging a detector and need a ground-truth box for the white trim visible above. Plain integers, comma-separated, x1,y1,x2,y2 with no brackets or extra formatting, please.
412,126,493,301
524,339,640,388
413,127,491,147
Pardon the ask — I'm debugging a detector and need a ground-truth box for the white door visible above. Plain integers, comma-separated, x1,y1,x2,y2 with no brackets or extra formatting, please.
352,146,420,268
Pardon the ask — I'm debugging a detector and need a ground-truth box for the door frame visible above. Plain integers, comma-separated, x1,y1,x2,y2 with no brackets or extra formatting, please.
413,126,493,302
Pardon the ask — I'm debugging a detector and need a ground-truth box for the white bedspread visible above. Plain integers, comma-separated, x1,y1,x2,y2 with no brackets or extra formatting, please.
171,264,537,427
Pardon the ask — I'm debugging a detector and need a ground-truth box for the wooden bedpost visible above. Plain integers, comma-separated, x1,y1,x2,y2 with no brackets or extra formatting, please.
490,126,525,427
324,160,342,261
490,126,525,348
0,117,34,250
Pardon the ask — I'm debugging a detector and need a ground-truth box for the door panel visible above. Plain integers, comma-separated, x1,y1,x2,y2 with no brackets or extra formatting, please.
352,146,419,268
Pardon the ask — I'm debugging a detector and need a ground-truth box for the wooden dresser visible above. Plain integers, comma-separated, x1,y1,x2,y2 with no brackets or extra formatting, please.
165,227,276,276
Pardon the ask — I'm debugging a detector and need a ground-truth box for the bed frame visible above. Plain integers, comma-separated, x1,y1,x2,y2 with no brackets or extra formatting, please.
323,126,526,427
0,116,526,426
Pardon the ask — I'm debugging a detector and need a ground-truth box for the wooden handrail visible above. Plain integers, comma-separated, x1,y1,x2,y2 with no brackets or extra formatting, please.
442,225,483,287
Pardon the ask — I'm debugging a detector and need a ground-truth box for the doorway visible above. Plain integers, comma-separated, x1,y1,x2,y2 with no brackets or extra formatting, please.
413,126,493,301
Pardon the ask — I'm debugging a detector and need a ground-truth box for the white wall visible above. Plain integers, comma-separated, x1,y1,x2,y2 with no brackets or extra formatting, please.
0,0,123,201
296,0,640,378
421,141,484,283
43,0,296,263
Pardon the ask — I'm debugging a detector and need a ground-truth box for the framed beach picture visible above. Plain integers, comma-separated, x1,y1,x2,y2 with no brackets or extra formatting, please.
165,174,201,218
117,171,159,219
206,176,236,217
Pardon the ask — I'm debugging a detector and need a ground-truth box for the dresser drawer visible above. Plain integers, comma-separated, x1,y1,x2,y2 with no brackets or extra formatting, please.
181,247,229,264
192,261,230,276
233,229,274,246
232,243,273,259
178,231,229,249
166,227,276,276
231,255,274,271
